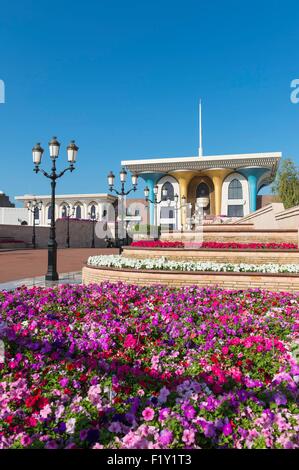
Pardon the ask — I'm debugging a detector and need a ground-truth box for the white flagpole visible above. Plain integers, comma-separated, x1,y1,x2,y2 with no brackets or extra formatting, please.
198,99,203,157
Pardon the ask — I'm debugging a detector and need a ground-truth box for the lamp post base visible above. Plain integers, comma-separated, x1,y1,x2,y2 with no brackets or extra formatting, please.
46,244,59,281
45,272,59,282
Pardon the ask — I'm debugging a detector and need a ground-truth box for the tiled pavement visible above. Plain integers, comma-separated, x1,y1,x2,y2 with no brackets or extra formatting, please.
0,271,82,291
0,247,119,291
0,248,117,284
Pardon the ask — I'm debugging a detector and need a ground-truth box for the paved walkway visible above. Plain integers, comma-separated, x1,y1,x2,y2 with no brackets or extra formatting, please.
0,248,117,283
0,271,82,291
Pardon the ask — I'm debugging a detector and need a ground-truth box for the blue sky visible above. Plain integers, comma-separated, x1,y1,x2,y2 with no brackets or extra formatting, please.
0,0,299,204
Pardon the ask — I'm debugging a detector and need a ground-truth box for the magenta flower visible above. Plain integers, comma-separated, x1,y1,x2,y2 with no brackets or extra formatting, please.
0,283,298,449
142,407,155,421
124,334,137,349
223,422,233,436
159,429,173,446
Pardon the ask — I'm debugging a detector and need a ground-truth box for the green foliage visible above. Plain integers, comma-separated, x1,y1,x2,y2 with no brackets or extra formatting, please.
131,224,161,236
272,158,299,209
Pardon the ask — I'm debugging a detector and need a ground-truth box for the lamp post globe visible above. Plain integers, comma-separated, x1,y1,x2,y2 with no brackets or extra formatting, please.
119,168,127,183
67,140,79,164
108,171,115,189
32,143,44,167
144,186,150,200
48,136,60,159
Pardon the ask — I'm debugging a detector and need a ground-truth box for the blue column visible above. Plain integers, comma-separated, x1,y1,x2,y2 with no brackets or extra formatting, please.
240,168,269,213
139,173,165,226
247,174,257,213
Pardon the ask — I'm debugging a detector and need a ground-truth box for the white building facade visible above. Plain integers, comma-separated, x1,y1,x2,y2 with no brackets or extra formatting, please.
15,193,117,226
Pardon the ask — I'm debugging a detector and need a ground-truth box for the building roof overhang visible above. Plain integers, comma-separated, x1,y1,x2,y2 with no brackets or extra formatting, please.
122,152,281,178
15,193,117,202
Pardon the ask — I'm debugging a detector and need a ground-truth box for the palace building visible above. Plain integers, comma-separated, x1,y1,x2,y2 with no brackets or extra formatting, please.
15,193,116,226
122,103,281,230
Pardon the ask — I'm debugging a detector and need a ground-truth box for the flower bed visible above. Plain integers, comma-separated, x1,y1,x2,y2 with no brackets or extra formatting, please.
131,240,298,250
87,255,299,274
0,283,298,449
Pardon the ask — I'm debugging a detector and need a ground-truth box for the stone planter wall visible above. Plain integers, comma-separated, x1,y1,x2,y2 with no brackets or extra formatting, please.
160,228,298,244
82,265,299,293
122,247,299,265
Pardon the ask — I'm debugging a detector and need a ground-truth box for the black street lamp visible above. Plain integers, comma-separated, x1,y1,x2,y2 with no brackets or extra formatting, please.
32,137,79,281
144,184,169,227
107,168,138,253
27,199,42,249
64,204,75,248
88,210,98,248
144,184,168,205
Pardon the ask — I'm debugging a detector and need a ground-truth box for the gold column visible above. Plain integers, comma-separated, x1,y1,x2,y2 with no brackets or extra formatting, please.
212,175,222,216
170,171,195,227
204,169,231,216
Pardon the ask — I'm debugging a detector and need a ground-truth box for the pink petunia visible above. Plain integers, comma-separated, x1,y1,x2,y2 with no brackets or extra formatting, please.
142,407,155,421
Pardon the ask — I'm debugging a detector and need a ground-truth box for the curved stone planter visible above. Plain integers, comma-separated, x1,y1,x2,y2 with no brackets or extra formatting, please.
82,265,299,293
159,228,298,244
123,247,299,265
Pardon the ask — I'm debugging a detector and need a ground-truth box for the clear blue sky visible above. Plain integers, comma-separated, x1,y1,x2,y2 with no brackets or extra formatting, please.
1,0,299,204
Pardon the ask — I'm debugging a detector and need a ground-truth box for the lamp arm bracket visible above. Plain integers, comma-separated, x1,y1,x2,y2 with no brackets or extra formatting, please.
33,166,51,178
110,188,121,196
124,187,135,196
57,165,74,179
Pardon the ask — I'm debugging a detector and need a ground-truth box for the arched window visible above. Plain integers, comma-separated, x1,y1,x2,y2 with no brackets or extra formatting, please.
90,204,96,219
61,205,67,218
161,182,174,201
75,205,81,219
47,206,52,220
196,182,209,198
228,179,243,199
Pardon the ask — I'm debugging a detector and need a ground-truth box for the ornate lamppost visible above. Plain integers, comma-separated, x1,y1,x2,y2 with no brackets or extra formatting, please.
88,210,98,248
27,199,42,249
107,168,138,253
144,184,169,226
32,137,79,281
174,193,187,232
63,204,75,248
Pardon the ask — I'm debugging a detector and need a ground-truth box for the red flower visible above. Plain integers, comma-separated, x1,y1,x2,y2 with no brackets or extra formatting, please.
25,394,40,408
131,240,297,250
5,415,14,424
25,416,38,427
37,397,49,409
123,334,137,349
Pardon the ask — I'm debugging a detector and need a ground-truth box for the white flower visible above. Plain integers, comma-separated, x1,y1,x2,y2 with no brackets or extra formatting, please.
66,417,76,434
87,255,299,275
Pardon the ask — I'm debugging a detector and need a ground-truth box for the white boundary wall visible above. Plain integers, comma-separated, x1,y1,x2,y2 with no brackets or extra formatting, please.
0,208,28,225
